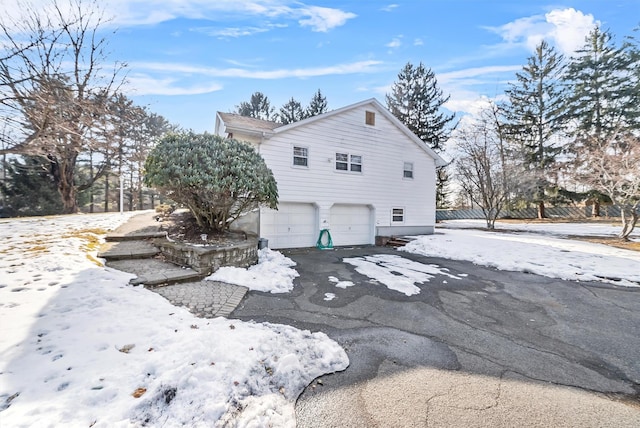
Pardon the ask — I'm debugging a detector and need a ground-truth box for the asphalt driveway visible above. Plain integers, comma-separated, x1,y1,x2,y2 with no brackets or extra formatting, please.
231,246,640,427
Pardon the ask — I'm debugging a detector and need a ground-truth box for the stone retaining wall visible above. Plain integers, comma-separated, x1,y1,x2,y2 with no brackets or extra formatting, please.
154,237,259,275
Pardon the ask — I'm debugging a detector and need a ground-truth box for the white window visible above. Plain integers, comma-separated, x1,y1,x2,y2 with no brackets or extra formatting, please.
336,153,362,173
350,155,362,172
403,162,414,179
392,208,404,223
335,153,348,170
293,146,308,167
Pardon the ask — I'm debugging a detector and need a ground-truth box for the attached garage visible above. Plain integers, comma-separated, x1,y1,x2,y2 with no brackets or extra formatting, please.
329,204,373,246
260,203,317,249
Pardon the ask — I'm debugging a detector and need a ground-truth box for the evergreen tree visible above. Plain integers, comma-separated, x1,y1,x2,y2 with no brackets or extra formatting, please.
306,89,328,118
504,40,566,218
235,92,275,120
0,156,63,216
563,27,639,147
277,97,305,124
386,62,455,152
386,62,456,207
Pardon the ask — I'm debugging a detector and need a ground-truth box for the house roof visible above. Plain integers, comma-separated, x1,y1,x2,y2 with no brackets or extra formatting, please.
216,112,281,136
216,99,448,166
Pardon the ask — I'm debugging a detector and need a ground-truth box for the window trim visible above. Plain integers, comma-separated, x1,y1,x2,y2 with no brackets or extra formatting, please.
335,152,363,173
293,145,309,168
391,207,405,223
403,162,414,179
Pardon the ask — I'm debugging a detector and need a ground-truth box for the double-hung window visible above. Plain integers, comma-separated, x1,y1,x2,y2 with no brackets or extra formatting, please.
293,146,308,167
336,153,362,173
403,162,414,179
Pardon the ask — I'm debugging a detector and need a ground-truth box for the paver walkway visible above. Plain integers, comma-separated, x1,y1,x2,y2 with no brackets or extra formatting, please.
100,211,247,318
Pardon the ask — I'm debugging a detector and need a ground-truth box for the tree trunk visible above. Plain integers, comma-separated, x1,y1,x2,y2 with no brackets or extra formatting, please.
591,201,600,217
104,171,110,212
619,205,638,240
537,200,545,219
49,153,78,214
59,180,78,214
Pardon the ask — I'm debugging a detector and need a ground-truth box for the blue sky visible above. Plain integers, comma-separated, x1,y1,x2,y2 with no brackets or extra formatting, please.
5,1,640,131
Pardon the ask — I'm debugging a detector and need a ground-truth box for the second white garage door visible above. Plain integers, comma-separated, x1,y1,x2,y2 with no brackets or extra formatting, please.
330,204,372,246
260,203,317,249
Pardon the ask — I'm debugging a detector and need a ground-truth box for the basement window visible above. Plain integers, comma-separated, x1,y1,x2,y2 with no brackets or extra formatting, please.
392,208,405,223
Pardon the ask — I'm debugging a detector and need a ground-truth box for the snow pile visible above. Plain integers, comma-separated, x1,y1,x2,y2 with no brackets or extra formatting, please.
328,276,354,289
0,213,348,427
401,228,640,287
343,254,461,296
206,248,300,293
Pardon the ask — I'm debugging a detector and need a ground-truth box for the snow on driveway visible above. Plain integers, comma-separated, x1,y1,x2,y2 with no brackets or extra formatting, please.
0,213,348,427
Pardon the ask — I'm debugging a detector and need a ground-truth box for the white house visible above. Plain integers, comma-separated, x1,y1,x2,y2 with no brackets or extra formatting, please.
214,98,447,249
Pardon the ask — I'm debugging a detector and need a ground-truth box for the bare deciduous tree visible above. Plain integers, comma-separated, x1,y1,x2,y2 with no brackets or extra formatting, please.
577,131,640,239
454,104,515,229
0,0,125,213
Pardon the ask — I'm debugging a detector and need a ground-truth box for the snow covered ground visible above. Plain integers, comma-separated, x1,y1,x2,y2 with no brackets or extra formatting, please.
400,220,640,288
0,213,347,427
2,213,639,426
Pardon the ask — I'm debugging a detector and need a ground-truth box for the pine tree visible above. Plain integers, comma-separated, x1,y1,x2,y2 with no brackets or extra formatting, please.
386,62,455,152
563,27,639,146
236,92,275,120
504,40,566,218
306,89,328,118
0,156,63,216
277,97,305,124
386,62,456,207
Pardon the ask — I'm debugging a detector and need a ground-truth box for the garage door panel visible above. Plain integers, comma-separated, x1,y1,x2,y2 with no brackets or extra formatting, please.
261,203,316,249
330,205,372,246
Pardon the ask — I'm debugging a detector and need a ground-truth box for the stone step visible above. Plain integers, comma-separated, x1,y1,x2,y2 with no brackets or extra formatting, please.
98,240,160,260
106,258,204,287
105,231,167,242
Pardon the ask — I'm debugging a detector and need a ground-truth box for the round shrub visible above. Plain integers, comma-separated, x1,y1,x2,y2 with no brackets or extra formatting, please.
144,132,278,232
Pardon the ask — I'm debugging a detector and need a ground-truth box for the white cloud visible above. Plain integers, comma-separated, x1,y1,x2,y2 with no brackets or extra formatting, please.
381,4,399,12
545,8,598,54
2,0,355,34
414,38,424,46
124,74,223,96
438,65,521,83
437,66,518,115
386,37,402,49
131,59,383,80
192,25,272,38
297,5,356,32
486,8,598,55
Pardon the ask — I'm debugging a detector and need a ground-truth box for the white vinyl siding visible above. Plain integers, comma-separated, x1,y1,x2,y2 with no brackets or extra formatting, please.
256,103,438,241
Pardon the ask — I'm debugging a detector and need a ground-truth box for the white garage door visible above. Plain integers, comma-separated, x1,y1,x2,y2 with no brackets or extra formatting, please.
330,204,372,246
260,203,317,249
